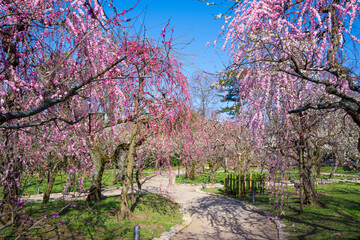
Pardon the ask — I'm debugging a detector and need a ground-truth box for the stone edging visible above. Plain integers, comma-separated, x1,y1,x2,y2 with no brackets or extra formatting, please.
194,187,289,240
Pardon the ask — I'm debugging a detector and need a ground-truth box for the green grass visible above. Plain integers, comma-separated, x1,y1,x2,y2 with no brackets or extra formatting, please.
319,166,359,175
21,171,154,196
276,167,359,182
174,171,227,184
287,166,359,176
0,193,182,240
283,172,358,181
203,182,360,240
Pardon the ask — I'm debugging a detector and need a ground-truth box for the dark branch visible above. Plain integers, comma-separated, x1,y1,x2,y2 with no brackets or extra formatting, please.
0,116,84,129
289,102,340,114
0,56,126,125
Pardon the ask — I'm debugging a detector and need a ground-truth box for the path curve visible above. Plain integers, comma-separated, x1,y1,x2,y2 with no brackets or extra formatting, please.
142,172,279,240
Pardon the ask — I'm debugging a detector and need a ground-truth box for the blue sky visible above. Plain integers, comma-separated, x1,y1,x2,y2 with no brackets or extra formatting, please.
112,0,232,77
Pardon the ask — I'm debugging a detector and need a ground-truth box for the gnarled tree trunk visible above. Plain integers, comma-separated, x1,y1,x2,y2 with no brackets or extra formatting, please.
43,157,62,204
135,168,141,195
329,158,338,179
0,130,21,226
302,163,316,205
0,28,23,226
209,161,220,183
87,147,108,202
189,161,196,180
299,132,317,210
117,124,138,220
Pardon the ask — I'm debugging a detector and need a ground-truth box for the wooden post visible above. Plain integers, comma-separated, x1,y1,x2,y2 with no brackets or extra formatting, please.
252,179,255,203
229,174,232,195
225,174,228,193
250,173,252,193
233,174,236,197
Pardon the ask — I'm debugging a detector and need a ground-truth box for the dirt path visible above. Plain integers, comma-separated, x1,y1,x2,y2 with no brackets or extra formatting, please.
142,172,279,240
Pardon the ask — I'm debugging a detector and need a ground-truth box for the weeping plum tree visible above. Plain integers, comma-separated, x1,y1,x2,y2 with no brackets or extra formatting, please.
1,0,192,226
223,0,360,145
189,117,239,182
112,37,191,219
0,0,146,226
221,0,360,208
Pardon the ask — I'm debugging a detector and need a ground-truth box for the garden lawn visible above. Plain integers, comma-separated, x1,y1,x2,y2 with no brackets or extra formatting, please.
203,182,360,240
175,171,227,184
21,171,154,196
276,167,359,182
0,193,182,240
281,172,358,181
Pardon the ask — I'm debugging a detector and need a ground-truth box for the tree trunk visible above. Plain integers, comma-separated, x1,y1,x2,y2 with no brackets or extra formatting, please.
329,159,338,179
111,143,130,184
43,158,62,204
1,49,22,225
302,165,316,205
0,131,21,226
113,155,126,184
316,164,322,178
0,23,32,225
39,168,46,179
87,147,108,202
209,169,216,183
135,168,141,195
117,125,138,220
299,137,317,209
209,162,219,183
313,145,322,178
112,162,117,185
309,160,317,200
189,161,196,180
131,170,134,195
299,134,305,213
1,104,21,225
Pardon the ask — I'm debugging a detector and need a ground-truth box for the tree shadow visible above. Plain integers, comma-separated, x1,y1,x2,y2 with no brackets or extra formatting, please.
181,195,277,240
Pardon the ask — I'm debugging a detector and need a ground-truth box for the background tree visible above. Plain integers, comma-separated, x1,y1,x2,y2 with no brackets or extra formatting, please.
0,0,135,225
219,0,360,210
108,37,191,219
189,71,221,118
223,0,360,148
0,0,191,227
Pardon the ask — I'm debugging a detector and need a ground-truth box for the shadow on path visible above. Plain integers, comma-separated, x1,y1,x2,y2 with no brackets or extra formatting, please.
174,194,277,240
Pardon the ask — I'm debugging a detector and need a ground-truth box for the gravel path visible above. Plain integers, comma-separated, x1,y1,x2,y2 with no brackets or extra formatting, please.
142,172,279,240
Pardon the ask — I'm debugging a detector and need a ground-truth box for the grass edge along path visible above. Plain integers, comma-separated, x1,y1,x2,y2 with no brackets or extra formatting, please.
0,192,183,240
202,182,360,240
